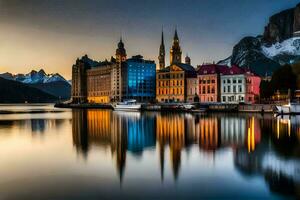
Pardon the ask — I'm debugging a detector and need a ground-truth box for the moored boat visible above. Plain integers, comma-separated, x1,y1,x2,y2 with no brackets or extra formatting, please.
113,99,141,111
276,103,300,115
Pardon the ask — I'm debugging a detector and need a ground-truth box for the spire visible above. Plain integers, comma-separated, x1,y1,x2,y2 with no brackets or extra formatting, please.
174,27,179,41
170,27,182,64
161,30,164,46
158,28,166,69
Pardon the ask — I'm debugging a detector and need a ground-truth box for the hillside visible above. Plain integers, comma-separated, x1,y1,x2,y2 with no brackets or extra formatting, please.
0,69,71,99
0,77,58,103
30,81,71,100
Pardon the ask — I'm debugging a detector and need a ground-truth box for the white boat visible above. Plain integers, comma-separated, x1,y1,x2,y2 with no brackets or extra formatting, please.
113,100,141,111
182,104,195,110
276,103,300,115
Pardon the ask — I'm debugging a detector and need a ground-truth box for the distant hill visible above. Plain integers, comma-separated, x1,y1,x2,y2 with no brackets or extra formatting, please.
0,77,58,103
0,69,71,100
30,81,71,100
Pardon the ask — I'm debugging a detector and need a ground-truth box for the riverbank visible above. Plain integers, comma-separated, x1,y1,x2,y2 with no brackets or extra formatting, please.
55,102,275,113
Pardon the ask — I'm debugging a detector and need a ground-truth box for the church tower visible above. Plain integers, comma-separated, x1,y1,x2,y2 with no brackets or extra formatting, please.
158,31,165,69
185,54,191,65
170,29,182,64
116,37,127,63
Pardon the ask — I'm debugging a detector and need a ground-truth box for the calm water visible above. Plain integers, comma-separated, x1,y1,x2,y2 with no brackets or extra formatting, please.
0,104,299,199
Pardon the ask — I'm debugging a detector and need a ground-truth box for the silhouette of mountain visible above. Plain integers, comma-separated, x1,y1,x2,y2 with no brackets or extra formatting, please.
0,77,58,103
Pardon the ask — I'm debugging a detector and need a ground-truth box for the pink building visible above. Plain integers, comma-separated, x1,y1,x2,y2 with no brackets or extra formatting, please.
245,69,261,104
197,64,229,103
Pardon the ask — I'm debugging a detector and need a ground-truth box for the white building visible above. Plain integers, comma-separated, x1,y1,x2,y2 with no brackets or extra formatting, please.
221,74,245,103
220,65,261,104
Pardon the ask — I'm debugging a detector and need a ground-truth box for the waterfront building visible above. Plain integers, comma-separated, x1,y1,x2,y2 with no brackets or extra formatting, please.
86,60,115,103
197,64,228,103
122,55,156,102
186,76,198,102
71,38,156,103
71,55,99,103
112,38,127,102
156,29,197,103
220,65,261,104
156,63,196,103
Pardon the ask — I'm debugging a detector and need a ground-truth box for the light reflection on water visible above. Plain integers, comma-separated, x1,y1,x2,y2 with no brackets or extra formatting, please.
0,105,299,199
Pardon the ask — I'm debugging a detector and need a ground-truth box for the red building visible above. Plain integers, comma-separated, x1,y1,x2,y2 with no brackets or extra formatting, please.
197,64,229,103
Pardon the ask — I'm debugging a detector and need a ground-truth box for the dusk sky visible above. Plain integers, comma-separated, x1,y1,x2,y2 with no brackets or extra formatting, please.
0,0,299,79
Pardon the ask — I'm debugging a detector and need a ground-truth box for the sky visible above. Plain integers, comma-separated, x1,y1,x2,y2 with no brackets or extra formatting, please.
0,0,299,79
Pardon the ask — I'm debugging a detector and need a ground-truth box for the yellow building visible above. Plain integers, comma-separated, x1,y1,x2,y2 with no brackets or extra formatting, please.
87,62,113,103
156,29,196,103
156,63,196,103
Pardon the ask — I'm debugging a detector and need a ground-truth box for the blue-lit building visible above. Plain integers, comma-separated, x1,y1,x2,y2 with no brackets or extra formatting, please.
122,55,156,102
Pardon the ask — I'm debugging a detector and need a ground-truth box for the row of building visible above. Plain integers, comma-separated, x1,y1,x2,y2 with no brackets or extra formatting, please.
71,30,261,104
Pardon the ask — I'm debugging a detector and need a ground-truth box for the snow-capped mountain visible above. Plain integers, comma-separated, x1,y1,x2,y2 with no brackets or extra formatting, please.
261,37,300,65
0,69,69,84
218,36,300,76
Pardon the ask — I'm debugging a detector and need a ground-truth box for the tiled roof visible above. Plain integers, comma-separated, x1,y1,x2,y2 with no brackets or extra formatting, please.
197,64,229,75
159,62,196,72
197,64,259,76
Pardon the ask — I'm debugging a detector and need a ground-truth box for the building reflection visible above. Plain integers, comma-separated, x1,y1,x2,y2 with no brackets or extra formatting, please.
71,109,300,196
72,110,264,181
234,115,300,197
72,109,156,181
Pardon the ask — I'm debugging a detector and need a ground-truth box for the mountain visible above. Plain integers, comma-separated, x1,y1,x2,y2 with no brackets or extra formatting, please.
0,77,58,103
0,69,71,99
30,81,71,100
0,69,68,84
219,3,300,76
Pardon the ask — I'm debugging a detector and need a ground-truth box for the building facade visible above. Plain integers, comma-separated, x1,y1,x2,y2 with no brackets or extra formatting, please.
71,39,125,103
156,63,196,103
72,55,98,103
71,38,156,103
156,29,197,103
220,65,261,104
86,61,114,103
197,64,228,103
186,76,198,103
122,55,156,102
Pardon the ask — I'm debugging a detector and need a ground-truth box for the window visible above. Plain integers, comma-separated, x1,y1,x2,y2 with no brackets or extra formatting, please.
239,85,242,93
222,96,226,102
202,86,206,94
233,86,236,93
212,79,215,83
238,79,242,83
227,79,231,84
223,87,226,93
227,86,230,93
223,80,226,84
233,79,236,83
212,87,215,93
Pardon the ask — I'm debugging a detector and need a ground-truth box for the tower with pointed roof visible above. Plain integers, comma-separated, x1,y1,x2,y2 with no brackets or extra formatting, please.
158,31,165,69
170,28,182,64
116,37,127,63
185,54,191,65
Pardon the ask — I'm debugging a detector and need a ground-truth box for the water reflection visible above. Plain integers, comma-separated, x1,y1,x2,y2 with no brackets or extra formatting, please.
72,110,300,197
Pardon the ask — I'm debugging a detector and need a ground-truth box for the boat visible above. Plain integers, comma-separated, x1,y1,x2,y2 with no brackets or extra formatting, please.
275,103,300,115
113,99,141,111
